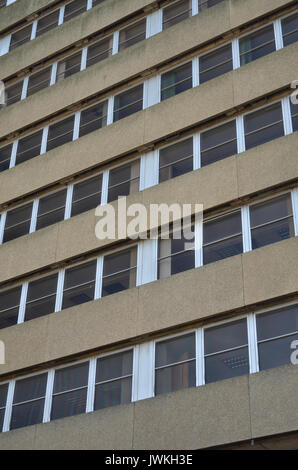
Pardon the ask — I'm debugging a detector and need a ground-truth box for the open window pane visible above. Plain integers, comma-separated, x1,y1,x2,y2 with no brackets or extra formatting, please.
47,116,75,152
10,24,32,51
161,62,192,101
0,286,21,329
25,274,58,322
239,25,275,66
119,19,146,52
79,101,108,137
102,248,137,297
107,160,140,203
36,10,60,37
36,189,67,231
250,194,294,250
3,203,33,243
281,12,298,47
203,211,243,265
159,138,193,183
291,100,298,132
0,144,12,172
201,120,237,166
62,260,96,309
5,80,23,106
27,67,52,97
11,374,47,430
71,174,102,217
200,44,233,84
163,0,191,30
87,36,112,68
204,319,249,383
56,52,82,82
64,0,87,22
113,85,143,122
16,130,43,165
244,102,284,150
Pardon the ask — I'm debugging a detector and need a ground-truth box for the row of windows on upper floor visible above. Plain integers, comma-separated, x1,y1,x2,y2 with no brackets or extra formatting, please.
0,95,297,247
0,301,297,432
2,7,297,110
0,0,223,58
0,187,297,331
0,9,297,176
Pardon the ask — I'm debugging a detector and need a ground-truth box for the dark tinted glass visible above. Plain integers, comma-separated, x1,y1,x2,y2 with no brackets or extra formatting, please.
159,138,193,183
161,62,192,101
6,81,23,106
62,260,96,309
201,120,237,166
200,44,232,84
47,116,75,151
163,0,191,29
102,248,137,297
79,101,108,137
27,67,52,97
71,175,102,217
25,274,58,322
56,52,82,81
258,334,298,371
87,36,112,68
16,130,43,165
10,24,32,51
51,388,87,420
282,12,298,47
96,351,133,383
250,195,292,228
94,377,132,410
64,0,87,22
291,101,298,132
13,374,47,404
155,361,195,395
11,374,47,429
156,334,195,368
0,383,8,409
158,235,195,279
0,286,21,329
36,10,60,37
119,19,146,51
205,319,248,354
198,0,224,11
36,189,67,231
244,103,284,150
113,85,143,122
3,203,33,243
240,25,275,66
257,305,298,342
108,161,140,203
0,144,12,173
53,362,89,393
10,399,45,430
205,346,249,383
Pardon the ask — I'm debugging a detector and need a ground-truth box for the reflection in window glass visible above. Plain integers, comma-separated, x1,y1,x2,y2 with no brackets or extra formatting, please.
62,260,97,309
244,102,284,150
281,12,298,47
0,286,21,330
239,25,275,66
159,138,193,183
3,203,33,243
161,62,192,101
107,161,140,203
25,274,58,322
201,120,237,166
102,248,137,297
11,374,47,430
200,44,233,84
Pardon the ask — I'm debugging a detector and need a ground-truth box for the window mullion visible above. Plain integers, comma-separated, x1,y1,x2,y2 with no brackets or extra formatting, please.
236,115,245,153
143,76,160,109
9,140,18,169
43,369,54,423
112,31,119,55
232,38,240,70
273,18,284,50
140,150,159,190
64,184,74,220
87,0,92,10
30,20,37,41
73,111,81,140
41,126,49,154
193,132,200,170
2,380,15,432
55,269,65,312
136,238,158,286
196,328,204,386
194,215,203,268
291,188,298,237
29,198,39,233
21,77,29,101
0,211,7,245
86,357,96,412
281,96,293,135
100,169,109,204
241,205,252,253
58,6,65,25
192,0,198,16
94,256,104,299
50,62,58,86
192,56,200,88
107,96,114,125
17,282,28,324
81,47,88,71
132,341,155,401
146,10,162,39
247,313,259,374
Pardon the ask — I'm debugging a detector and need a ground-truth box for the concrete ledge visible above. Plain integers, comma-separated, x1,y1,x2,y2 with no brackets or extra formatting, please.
0,0,58,34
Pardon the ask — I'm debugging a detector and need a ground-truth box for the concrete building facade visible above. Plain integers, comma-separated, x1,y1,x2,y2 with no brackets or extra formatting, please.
0,0,297,450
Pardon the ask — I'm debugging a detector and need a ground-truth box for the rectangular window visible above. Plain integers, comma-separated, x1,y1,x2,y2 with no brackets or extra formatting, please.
71,174,102,217
0,383,8,432
203,210,243,265
0,286,21,330
24,274,58,322
200,120,237,167
36,189,67,231
158,231,195,279
62,260,97,309
51,362,89,420
155,333,196,395
79,101,108,138
118,18,146,52
64,0,87,22
10,24,32,51
291,100,298,132
239,25,275,66
199,44,233,84
204,319,249,383
244,102,284,150
159,138,193,183
56,52,82,82
113,85,143,122
198,0,224,11
36,10,60,38
0,144,12,173
5,81,23,106
27,66,52,97
107,160,140,203
102,247,137,297
92,0,105,6
281,12,298,47
15,130,43,165
250,194,294,250
257,305,298,371
3,202,33,243
86,36,113,68
161,62,192,101
163,0,191,30
47,116,75,152
10,373,47,430
94,350,133,410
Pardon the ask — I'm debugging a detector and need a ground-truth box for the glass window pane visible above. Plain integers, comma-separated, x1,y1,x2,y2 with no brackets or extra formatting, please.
36,189,67,231
62,260,96,309
94,377,132,410
102,248,137,297
71,174,102,217
96,350,133,383
201,120,237,166
51,388,87,420
204,211,242,245
205,346,249,383
0,286,21,329
158,236,195,279
25,274,58,322
56,52,82,82
161,62,192,101
156,334,195,368
291,100,298,132
205,319,248,355
12,374,47,428
10,24,32,51
47,116,75,152
36,10,60,37
239,25,275,66
0,383,8,409
3,203,33,243
282,12,298,47
159,138,193,183
64,0,87,22
200,44,233,84
155,360,195,395
244,102,284,150
119,19,146,51
0,144,12,173
87,36,112,68
6,81,23,106
113,85,143,122
108,161,140,203
257,305,298,342
16,130,43,165
10,399,45,430
250,195,292,228
203,234,243,264
53,362,89,394
79,101,108,137
258,334,298,371
13,374,47,404
198,0,224,12
163,0,191,30
27,67,52,97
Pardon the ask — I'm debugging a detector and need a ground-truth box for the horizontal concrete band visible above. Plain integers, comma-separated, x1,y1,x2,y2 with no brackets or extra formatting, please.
0,236,297,376
0,131,297,285
0,43,297,208
0,364,297,449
